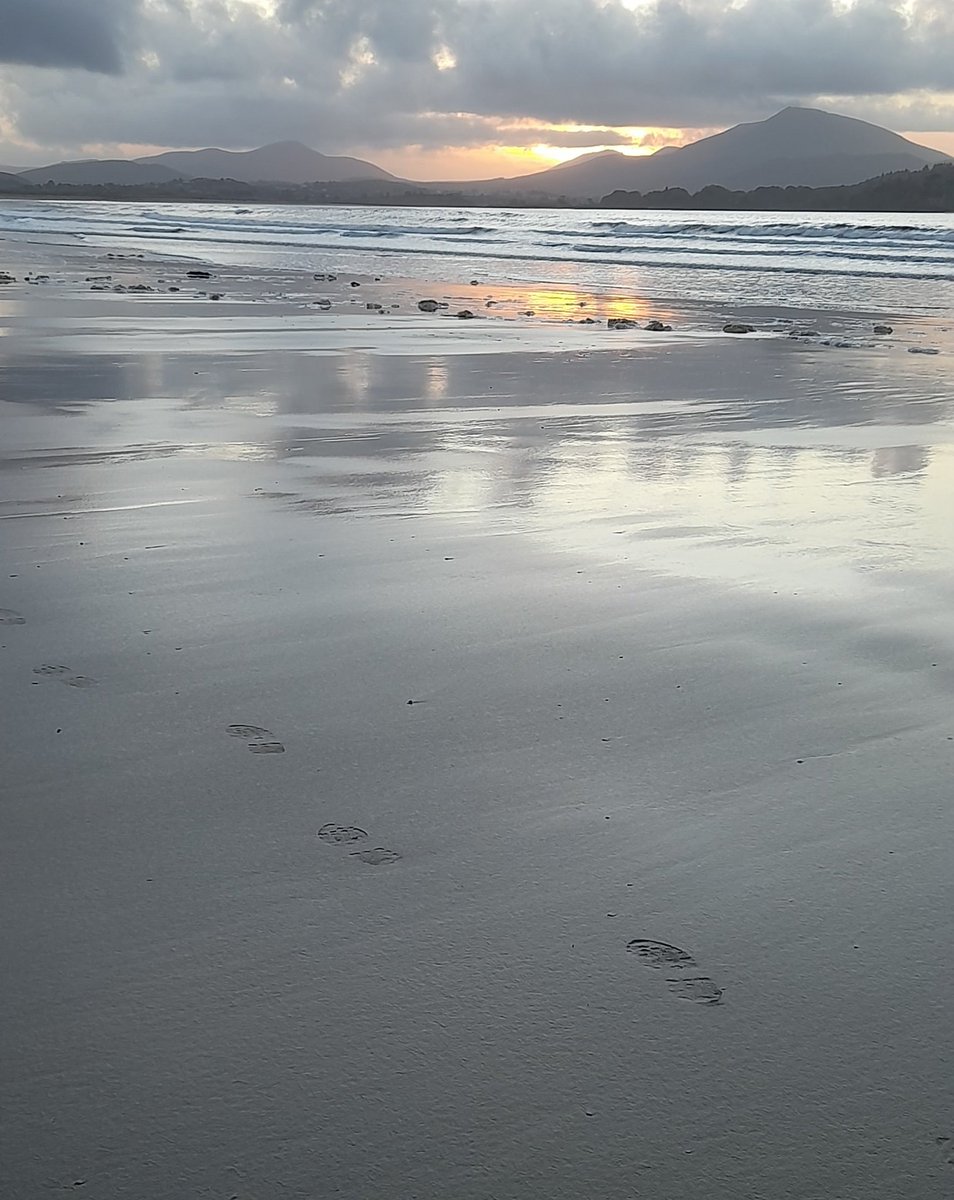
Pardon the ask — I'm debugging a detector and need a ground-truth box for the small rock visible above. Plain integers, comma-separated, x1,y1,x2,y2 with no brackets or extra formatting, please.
456,310,476,319
644,319,672,332
314,298,332,309
127,284,153,292
789,329,819,337
350,281,361,287
366,302,382,310
209,293,222,300
522,310,535,316
607,318,639,330
470,279,479,285
313,272,337,281
723,323,755,334
187,270,211,279
0,272,17,284
873,324,893,335
908,346,939,355
578,317,597,324
417,299,440,312
168,286,180,292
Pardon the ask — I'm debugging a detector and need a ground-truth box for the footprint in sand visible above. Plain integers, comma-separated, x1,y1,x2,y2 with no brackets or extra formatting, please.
350,847,402,867
317,823,369,845
0,608,26,625
627,938,724,1005
226,724,285,754
34,664,98,689
316,824,401,866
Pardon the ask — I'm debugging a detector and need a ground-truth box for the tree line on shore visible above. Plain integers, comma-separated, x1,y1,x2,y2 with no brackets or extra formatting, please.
2,162,952,211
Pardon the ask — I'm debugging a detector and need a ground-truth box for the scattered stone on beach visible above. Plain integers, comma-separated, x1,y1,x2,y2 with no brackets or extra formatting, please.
90,284,108,291
873,324,893,335
522,310,535,316
789,329,820,337
350,281,361,287
417,299,440,312
366,302,382,310
908,346,940,355
645,319,672,331
314,298,332,309
187,270,211,279
168,286,180,292
127,284,153,292
470,279,480,285
112,285,127,293
485,300,497,307
0,272,16,284
313,273,337,281
607,318,639,330
723,323,756,334
578,317,597,324
456,309,476,319
209,293,222,300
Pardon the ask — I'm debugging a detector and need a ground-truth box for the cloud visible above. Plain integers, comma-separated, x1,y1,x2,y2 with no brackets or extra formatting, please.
1,0,954,168
0,0,137,74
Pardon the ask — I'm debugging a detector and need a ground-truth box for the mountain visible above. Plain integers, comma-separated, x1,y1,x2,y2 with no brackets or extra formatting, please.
19,159,185,186
0,170,30,192
138,141,397,184
463,108,952,200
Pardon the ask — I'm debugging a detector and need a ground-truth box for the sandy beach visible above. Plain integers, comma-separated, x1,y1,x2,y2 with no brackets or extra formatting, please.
2,239,953,1199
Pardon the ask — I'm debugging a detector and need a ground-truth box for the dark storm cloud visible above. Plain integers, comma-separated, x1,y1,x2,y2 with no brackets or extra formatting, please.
0,0,136,74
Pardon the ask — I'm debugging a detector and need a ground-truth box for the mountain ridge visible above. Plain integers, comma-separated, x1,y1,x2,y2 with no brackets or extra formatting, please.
6,108,951,198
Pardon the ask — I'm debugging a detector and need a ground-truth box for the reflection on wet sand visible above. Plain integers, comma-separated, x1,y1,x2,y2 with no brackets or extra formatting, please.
2,341,953,590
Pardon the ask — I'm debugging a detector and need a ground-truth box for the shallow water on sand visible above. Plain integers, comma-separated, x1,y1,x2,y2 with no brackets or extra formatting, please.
1,307,953,1198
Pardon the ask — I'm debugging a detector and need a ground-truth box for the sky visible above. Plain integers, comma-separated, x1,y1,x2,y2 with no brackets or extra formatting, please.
1,0,954,178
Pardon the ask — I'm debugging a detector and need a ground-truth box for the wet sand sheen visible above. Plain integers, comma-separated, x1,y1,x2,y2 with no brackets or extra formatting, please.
1,262,953,1199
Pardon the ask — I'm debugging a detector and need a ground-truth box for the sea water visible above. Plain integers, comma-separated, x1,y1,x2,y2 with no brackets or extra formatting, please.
2,199,953,314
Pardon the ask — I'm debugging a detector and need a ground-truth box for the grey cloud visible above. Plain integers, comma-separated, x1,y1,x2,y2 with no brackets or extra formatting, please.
3,0,954,161
0,0,137,74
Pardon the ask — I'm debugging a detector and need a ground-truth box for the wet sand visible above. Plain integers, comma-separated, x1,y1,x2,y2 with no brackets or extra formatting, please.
1,251,953,1199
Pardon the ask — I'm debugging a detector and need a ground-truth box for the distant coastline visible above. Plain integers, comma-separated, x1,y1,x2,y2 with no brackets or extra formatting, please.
1,163,952,211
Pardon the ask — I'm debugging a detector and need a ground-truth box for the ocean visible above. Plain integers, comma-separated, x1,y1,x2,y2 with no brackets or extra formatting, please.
2,199,954,315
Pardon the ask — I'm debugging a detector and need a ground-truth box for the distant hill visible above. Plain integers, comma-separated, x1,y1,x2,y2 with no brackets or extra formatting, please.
460,108,951,200
0,170,30,192
603,161,954,212
138,141,397,184
19,159,185,186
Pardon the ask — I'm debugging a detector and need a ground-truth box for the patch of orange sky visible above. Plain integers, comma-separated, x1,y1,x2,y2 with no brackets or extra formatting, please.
366,126,704,182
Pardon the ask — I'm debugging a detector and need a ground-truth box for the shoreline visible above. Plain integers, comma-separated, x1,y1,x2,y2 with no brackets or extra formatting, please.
2,226,949,357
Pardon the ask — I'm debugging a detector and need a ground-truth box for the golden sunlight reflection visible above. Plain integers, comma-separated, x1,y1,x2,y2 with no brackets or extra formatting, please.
512,286,667,324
